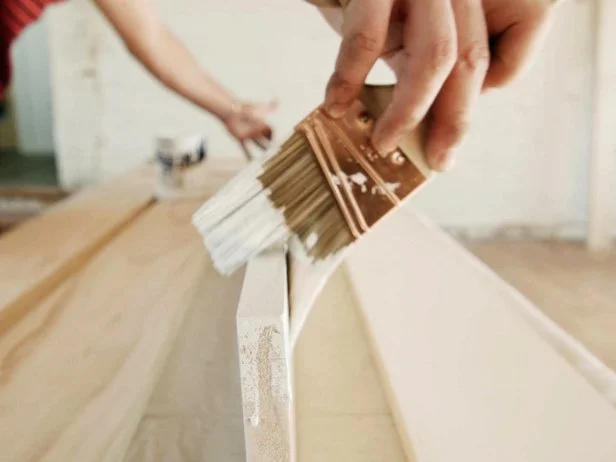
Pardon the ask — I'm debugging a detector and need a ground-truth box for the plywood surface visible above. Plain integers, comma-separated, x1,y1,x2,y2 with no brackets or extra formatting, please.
294,268,408,462
124,259,246,462
0,166,154,336
124,264,406,462
0,200,207,462
467,240,616,372
345,208,616,462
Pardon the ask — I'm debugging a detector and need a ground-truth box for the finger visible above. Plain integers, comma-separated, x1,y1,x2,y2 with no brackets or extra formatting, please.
425,0,489,171
483,8,551,89
240,142,253,161
260,125,273,142
372,0,457,153
324,0,393,118
253,136,269,150
248,99,279,119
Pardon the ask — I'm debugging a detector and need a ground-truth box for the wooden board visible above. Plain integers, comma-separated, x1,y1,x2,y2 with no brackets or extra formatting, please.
294,267,409,462
236,247,296,462
124,260,409,462
0,200,208,462
0,165,154,338
467,240,616,372
344,207,616,462
288,252,345,349
124,258,247,462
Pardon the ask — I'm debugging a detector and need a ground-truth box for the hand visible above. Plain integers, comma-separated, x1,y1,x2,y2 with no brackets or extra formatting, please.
324,0,554,171
224,100,279,160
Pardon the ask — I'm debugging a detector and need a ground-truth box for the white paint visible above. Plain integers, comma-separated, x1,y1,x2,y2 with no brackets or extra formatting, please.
305,232,318,249
349,172,368,192
47,0,615,236
385,182,400,193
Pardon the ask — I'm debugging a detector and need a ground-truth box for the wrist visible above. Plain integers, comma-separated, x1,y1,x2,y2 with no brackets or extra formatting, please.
221,100,248,124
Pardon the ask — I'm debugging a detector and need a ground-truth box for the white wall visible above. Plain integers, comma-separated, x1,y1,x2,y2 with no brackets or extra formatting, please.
11,15,55,155
47,0,612,238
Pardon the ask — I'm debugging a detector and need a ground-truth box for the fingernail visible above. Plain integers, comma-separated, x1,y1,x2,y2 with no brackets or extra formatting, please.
325,103,347,119
376,141,397,156
430,151,456,172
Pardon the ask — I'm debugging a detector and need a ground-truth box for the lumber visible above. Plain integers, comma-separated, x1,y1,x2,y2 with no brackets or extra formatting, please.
344,208,616,462
294,266,409,462
0,200,208,462
124,258,408,462
236,247,296,462
0,165,154,337
287,251,345,349
124,259,247,461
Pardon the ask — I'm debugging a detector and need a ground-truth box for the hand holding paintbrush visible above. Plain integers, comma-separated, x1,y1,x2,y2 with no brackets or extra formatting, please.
315,0,556,170
192,0,557,275
192,84,433,276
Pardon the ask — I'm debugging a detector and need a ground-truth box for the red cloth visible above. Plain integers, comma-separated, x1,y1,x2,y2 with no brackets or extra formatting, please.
0,0,61,100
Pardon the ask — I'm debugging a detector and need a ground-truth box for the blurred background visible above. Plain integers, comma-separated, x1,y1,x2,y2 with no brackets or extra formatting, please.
0,0,614,365
0,0,608,238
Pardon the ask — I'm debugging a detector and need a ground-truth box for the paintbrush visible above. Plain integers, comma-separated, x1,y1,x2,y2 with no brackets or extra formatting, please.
191,84,434,276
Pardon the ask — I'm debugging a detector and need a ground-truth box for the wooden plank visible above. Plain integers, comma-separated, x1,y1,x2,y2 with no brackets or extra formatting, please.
123,259,247,462
0,165,154,337
294,266,409,462
288,251,346,349
0,200,208,462
236,247,296,462
344,208,616,462
467,240,616,372
588,0,616,251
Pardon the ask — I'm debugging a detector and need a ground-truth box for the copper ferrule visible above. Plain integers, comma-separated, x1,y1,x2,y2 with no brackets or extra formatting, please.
294,97,428,241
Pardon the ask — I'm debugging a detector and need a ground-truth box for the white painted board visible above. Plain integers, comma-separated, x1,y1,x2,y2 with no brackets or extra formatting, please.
345,208,616,462
237,247,296,462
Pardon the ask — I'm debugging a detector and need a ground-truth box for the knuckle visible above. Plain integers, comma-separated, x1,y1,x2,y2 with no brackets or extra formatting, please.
327,73,358,102
346,31,381,54
392,106,423,133
425,38,457,73
457,40,490,74
437,116,469,145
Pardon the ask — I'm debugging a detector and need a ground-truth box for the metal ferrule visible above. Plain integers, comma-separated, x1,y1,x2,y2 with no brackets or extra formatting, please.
295,100,427,241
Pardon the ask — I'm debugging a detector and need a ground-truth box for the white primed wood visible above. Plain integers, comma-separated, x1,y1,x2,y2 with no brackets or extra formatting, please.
344,208,616,462
237,247,296,462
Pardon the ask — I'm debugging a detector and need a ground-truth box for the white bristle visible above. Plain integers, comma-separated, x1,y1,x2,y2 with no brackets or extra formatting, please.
192,161,263,233
192,155,294,275
191,129,352,275
201,191,291,275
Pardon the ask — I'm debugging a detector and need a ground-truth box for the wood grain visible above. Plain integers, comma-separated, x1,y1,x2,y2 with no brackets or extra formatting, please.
124,258,246,462
0,166,154,338
345,208,616,462
0,200,207,462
